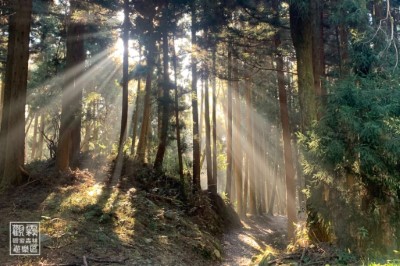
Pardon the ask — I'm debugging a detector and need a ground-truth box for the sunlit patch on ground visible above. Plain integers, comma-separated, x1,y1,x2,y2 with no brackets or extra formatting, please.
0,160,228,265
87,183,103,197
238,233,263,251
222,216,288,266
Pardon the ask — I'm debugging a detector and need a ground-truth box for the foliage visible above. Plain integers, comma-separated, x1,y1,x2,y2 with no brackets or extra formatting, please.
299,73,400,252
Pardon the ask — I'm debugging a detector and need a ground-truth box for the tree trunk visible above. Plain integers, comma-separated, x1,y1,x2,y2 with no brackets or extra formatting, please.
255,123,263,215
199,79,204,154
337,24,349,77
311,0,326,118
118,0,130,154
136,16,156,164
93,101,99,150
191,2,201,192
205,64,213,193
211,47,218,194
154,6,171,170
260,128,268,214
172,33,185,197
289,2,317,132
1,0,32,186
247,75,256,215
37,113,45,160
225,43,233,199
243,71,252,215
130,64,141,156
24,112,34,136
268,163,278,215
290,0,328,242
275,27,298,240
335,0,349,77
136,69,153,164
243,153,249,215
82,106,92,153
31,113,39,160
56,0,85,171
232,56,243,216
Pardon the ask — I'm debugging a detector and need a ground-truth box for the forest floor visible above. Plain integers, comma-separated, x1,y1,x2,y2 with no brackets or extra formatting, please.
0,157,382,265
221,215,288,265
0,157,290,266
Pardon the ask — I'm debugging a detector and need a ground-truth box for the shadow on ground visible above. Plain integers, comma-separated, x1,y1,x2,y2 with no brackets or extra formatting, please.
0,158,229,266
221,215,288,266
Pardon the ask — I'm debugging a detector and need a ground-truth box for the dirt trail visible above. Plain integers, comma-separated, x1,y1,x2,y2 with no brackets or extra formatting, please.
221,215,288,266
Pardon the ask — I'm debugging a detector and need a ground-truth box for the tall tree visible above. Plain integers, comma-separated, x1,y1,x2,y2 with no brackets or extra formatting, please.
191,1,201,192
112,0,131,180
134,1,157,164
136,65,154,164
204,66,213,189
130,45,142,156
243,69,252,215
247,75,256,215
290,0,328,242
210,47,218,195
118,0,130,153
274,13,297,239
56,0,86,171
225,43,233,198
232,55,243,215
172,33,185,197
0,0,33,186
154,1,171,170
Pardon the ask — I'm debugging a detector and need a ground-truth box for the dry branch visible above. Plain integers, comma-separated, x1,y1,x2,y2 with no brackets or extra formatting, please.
145,192,183,205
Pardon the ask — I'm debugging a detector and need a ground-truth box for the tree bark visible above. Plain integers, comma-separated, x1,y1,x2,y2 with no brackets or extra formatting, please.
225,43,233,199
31,113,39,160
205,64,213,194
56,0,85,171
131,79,141,156
268,163,278,215
37,113,45,160
289,1,317,132
275,27,297,240
290,0,328,242
335,0,349,77
1,0,32,186
260,127,268,214
243,71,252,215
172,33,185,197
255,121,263,215
191,2,201,192
154,4,171,170
82,104,92,153
232,56,243,216
211,47,218,194
247,73,256,215
136,68,153,164
311,0,326,118
243,152,249,215
135,12,157,165
118,0,130,155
